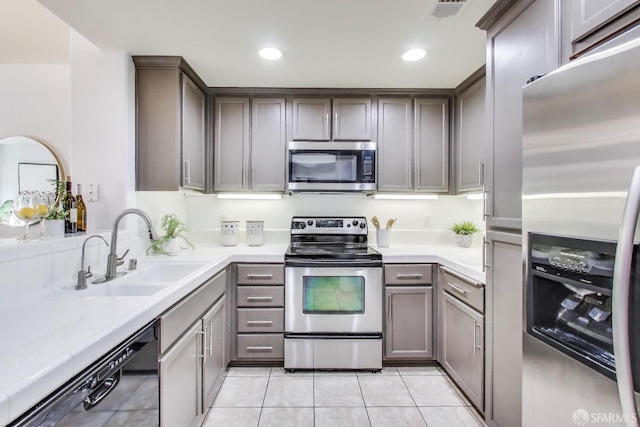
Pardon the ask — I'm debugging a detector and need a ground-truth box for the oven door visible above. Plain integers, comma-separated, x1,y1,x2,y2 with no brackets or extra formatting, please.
285,266,382,334
287,141,376,192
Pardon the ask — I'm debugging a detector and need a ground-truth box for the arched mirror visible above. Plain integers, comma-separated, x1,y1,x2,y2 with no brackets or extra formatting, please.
0,136,65,226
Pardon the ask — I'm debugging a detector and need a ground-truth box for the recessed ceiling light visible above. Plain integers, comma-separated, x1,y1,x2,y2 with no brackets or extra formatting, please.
402,49,427,62
259,48,283,60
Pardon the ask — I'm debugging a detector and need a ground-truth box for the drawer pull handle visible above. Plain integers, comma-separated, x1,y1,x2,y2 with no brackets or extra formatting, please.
396,273,423,279
246,296,273,301
473,321,482,354
246,320,273,325
448,284,467,295
246,346,273,352
246,274,273,279
441,266,481,287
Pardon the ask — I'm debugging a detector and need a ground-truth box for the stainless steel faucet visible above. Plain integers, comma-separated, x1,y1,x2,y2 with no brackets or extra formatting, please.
104,209,158,281
76,235,109,290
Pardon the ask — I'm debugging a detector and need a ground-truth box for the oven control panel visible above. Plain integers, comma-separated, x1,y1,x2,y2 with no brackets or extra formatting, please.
291,216,368,234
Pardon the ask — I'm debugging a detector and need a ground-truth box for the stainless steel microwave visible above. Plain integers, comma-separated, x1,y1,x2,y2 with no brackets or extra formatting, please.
287,141,376,192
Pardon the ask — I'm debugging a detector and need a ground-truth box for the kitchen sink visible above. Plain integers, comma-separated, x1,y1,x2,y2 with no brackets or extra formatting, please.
120,262,207,283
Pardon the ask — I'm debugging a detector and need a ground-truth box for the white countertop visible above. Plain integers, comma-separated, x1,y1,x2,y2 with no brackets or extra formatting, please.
0,242,483,425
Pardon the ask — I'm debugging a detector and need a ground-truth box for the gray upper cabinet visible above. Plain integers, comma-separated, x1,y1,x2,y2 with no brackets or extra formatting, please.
251,98,286,191
480,0,560,230
214,97,286,192
134,56,209,192
377,99,412,192
292,98,372,141
571,0,639,43
414,98,449,193
454,76,485,193
377,98,450,193
182,76,206,191
214,97,250,191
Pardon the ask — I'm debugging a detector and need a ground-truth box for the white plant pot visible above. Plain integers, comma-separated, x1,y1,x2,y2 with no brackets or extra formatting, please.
456,234,474,248
42,219,65,237
162,238,180,256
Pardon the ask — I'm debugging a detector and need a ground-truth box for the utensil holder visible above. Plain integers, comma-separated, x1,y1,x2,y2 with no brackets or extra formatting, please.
376,229,390,248
221,221,239,246
246,220,264,246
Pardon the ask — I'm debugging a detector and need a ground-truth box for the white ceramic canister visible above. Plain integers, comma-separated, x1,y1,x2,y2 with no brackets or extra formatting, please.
246,220,264,246
221,221,239,246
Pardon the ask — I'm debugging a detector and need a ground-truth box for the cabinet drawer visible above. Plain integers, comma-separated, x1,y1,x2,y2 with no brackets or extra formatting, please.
237,286,284,307
440,266,484,314
159,269,227,354
385,264,433,285
237,264,284,285
237,308,284,333
237,334,284,359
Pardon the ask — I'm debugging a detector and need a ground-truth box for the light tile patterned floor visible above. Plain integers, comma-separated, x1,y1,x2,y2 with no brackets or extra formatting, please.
203,366,487,427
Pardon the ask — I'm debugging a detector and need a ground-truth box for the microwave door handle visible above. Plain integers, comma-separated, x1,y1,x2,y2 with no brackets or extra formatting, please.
612,164,640,425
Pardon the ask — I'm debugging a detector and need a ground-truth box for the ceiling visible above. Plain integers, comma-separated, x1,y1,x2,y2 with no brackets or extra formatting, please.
29,0,494,88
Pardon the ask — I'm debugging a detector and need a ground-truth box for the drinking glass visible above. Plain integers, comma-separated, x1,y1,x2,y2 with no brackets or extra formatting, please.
13,192,38,240
35,191,56,237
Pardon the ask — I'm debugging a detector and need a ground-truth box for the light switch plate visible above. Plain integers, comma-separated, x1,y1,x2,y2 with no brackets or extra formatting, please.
87,184,99,202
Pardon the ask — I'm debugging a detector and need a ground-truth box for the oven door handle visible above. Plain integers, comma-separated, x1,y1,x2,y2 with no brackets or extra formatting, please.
285,258,382,268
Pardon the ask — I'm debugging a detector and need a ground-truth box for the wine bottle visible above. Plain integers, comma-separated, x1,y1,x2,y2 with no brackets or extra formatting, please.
63,176,77,234
76,184,87,232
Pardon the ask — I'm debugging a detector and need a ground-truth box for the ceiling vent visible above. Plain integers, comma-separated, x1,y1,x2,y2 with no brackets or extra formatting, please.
430,0,468,18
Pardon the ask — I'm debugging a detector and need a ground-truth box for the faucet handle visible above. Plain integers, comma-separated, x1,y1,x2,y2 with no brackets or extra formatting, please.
116,249,130,266
86,266,93,278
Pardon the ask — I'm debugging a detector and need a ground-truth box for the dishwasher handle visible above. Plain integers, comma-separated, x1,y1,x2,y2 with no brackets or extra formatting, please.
83,370,122,411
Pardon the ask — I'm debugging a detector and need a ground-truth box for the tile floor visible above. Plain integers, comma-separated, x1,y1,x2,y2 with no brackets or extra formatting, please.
203,366,487,427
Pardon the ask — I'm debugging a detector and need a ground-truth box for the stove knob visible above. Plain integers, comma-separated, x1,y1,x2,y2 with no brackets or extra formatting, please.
352,220,359,226
300,222,306,229
359,223,366,229
307,220,313,227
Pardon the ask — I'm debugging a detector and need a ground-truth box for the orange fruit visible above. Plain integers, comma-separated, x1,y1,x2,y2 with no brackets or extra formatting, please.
16,207,36,220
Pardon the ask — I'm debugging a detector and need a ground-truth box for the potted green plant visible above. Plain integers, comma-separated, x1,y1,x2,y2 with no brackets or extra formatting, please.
449,220,480,248
42,180,67,237
148,214,194,256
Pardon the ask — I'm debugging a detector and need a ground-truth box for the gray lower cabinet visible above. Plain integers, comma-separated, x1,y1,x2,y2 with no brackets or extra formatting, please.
439,267,484,411
214,97,286,192
484,231,523,427
377,98,449,193
158,269,227,427
159,321,201,427
384,287,433,360
232,264,285,362
133,56,208,192
384,264,434,361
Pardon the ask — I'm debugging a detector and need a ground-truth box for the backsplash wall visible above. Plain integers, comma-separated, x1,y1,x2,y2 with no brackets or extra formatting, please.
136,192,484,246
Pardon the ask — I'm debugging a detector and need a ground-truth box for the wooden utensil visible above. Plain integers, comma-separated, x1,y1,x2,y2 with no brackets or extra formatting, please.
371,216,380,229
386,218,397,229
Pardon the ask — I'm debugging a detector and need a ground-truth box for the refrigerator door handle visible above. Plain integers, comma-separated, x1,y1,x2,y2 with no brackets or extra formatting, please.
613,165,640,426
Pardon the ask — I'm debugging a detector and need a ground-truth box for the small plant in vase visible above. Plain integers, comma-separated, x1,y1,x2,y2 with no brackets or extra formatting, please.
41,180,67,237
147,214,194,256
449,220,480,248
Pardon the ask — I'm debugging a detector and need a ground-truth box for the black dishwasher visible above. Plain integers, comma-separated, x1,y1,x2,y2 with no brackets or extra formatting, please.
9,321,159,427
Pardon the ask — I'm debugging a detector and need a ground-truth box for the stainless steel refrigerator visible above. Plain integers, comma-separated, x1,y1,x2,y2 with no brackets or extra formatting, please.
522,34,640,427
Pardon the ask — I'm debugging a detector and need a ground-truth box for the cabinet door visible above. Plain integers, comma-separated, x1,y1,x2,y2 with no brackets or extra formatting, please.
182,75,206,191
485,231,522,427
414,99,449,193
292,98,331,140
332,98,372,140
377,99,413,192
455,78,485,193
485,0,559,229
571,0,639,42
384,286,433,360
202,296,226,410
160,322,202,427
214,97,249,191
251,98,286,191
440,292,484,409
136,67,181,191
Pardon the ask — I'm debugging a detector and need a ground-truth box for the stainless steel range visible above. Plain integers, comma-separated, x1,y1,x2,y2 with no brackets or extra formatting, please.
284,216,383,371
